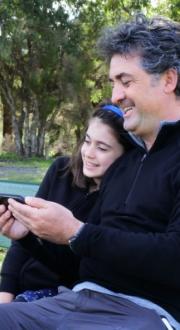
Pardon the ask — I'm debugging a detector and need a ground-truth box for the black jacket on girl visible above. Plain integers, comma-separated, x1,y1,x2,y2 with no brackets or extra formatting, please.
0,157,98,296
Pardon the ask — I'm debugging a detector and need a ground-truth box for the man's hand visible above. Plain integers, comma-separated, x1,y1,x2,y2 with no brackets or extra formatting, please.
8,197,83,244
0,292,15,303
0,204,29,240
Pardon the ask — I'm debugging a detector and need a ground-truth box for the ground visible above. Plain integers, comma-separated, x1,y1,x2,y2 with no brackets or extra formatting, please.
0,165,44,183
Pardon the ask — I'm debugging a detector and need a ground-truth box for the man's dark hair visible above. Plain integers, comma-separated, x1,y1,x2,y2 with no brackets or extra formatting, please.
97,13,180,96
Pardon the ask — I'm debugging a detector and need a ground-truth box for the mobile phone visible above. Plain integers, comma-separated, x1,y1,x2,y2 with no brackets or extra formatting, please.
0,193,25,207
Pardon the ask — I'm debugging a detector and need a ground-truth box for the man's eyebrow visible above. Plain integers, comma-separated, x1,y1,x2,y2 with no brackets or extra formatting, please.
109,72,133,81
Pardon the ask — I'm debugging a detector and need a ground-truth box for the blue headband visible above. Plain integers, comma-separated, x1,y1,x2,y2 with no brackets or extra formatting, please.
101,104,123,117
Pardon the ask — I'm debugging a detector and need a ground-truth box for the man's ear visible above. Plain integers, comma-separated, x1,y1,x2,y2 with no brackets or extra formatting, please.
163,68,178,94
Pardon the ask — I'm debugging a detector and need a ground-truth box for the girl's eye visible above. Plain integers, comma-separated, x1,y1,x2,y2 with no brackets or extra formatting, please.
98,146,108,151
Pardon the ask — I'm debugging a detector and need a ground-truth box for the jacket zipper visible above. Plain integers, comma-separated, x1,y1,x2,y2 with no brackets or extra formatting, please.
124,153,147,206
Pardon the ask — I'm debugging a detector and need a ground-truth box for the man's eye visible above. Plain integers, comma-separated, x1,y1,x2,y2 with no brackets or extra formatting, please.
84,139,90,144
122,80,131,87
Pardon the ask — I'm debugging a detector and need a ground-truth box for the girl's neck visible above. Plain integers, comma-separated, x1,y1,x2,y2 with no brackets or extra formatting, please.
89,180,100,192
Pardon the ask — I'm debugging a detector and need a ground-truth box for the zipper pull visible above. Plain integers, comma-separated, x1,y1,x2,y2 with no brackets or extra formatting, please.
141,154,147,162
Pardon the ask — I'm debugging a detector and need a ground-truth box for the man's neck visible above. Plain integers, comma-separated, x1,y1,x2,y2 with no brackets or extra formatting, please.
139,127,160,151
142,119,180,150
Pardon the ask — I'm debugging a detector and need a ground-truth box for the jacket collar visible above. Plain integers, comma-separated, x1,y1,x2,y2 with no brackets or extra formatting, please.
128,120,180,150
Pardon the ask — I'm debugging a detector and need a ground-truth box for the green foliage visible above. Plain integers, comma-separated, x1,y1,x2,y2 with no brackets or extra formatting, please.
0,0,178,157
0,248,6,266
0,0,86,156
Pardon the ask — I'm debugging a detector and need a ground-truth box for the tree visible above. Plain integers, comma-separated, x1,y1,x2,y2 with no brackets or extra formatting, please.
0,0,82,156
1,0,171,157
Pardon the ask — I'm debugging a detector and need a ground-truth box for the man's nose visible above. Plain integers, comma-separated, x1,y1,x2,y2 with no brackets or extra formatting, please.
111,85,125,104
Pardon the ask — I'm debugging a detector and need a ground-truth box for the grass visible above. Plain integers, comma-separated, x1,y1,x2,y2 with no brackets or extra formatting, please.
0,248,7,268
0,248,6,261
0,152,53,184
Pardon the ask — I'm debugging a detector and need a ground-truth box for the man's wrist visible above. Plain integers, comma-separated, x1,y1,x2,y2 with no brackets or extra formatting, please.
68,223,86,251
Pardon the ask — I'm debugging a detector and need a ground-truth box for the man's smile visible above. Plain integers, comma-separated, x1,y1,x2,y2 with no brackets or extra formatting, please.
123,106,133,115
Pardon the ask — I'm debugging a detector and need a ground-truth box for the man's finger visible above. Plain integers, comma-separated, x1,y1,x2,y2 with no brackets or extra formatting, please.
8,199,32,214
25,197,49,209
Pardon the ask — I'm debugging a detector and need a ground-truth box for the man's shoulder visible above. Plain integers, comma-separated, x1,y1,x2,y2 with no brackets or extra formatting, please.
109,148,142,171
101,148,142,187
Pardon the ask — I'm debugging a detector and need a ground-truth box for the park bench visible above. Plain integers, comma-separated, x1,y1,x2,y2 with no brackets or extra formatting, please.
0,181,39,249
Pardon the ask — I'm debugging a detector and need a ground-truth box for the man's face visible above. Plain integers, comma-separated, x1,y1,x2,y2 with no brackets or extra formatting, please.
109,54,165,145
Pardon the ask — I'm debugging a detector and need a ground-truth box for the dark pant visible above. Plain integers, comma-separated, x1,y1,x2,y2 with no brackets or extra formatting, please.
0,287,167,329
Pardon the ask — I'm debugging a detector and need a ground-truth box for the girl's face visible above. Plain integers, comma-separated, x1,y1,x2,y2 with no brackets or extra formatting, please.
81,117,124,186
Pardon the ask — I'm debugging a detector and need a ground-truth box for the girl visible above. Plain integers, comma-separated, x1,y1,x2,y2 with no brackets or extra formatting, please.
0,103,132,303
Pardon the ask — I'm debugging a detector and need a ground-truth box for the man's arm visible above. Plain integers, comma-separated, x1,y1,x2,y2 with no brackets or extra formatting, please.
3,188,180,289
1,197,83,244
67,192,180,289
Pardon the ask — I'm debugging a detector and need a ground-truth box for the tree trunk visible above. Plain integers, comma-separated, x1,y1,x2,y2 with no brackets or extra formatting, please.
2,101,12,136
38,128,45,157
23,95,46,157
23,103,32,157
0,77,24,155
30,95,40,156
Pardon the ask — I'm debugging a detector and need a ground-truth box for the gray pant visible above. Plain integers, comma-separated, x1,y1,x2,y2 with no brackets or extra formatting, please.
0,287,168,329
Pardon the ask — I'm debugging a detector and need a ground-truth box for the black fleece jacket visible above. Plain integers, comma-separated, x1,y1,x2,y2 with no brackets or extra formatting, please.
2,123,180,321
0,157,98,295
72,121,180,321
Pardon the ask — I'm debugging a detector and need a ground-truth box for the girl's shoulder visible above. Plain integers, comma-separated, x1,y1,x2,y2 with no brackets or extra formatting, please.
48,156,70,173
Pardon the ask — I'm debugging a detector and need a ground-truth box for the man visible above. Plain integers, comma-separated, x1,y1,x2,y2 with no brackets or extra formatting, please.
0,14,179,330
